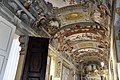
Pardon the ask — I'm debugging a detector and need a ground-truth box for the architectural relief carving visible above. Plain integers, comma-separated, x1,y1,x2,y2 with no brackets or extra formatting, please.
90,2,111,28
32,15,47,29
19,35,28,55
55,58,62,78
47,17,61,35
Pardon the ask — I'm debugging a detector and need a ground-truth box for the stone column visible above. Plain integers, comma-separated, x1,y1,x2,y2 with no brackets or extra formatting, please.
15,35,29,80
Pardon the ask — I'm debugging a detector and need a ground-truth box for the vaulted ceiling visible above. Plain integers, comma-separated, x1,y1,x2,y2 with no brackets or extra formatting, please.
5,0,113,72
45,0,112,68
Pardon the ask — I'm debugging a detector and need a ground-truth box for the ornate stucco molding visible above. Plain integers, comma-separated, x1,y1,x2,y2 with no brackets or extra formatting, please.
19,35,29,55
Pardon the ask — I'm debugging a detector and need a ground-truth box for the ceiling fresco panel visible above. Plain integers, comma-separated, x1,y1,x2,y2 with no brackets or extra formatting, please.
55,4,93,27
2,0,112,70
51,22,110,66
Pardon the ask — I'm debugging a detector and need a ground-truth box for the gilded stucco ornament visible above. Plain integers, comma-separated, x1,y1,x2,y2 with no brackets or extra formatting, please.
47,17,61,35
64,12,83,20
91,2,111,27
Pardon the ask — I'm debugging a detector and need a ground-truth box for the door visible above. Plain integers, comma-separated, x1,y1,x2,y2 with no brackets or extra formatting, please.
0,16,16,79
22,36,49,80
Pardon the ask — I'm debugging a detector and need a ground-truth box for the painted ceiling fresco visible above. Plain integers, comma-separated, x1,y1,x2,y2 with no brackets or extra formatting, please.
49,0,112,67
4,0,113,70
51,24,109,65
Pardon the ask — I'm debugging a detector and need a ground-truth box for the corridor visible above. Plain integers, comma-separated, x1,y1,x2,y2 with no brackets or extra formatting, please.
0,0,120,80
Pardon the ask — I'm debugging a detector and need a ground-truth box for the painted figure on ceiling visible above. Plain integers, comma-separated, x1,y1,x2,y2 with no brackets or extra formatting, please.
91,2,111,27
97,2,111,18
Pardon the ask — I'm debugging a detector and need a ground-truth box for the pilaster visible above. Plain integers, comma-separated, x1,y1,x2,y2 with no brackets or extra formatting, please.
15,35,29,80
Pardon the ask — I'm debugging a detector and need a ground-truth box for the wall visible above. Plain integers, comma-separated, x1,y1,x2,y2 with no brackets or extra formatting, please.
3,34,21,80
113,0,120,79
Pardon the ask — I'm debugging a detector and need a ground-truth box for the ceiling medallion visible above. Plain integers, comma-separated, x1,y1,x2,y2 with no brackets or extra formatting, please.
115,7,120,16
78,42,94,48
64,12,83,20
